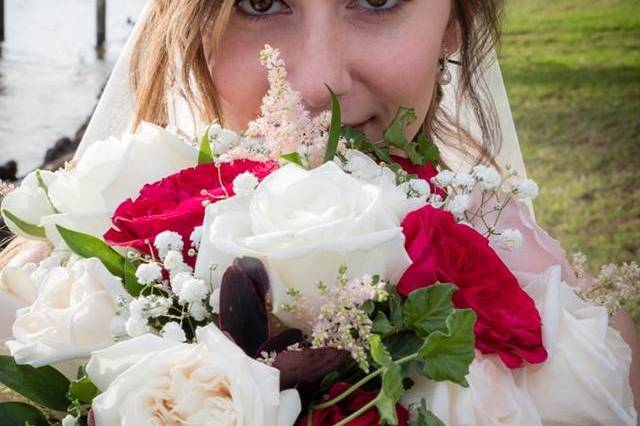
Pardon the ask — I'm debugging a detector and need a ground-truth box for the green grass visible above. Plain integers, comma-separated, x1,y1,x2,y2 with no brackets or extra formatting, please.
501,0,640,270
500,0,640,323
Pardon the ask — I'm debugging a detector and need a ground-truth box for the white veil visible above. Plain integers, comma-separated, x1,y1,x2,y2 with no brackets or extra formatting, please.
78,1,528,179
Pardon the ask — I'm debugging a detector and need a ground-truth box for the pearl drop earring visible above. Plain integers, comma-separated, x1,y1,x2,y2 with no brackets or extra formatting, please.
438,47,452,86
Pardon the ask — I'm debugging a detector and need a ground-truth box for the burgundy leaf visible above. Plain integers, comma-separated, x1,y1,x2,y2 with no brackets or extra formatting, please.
273,348,350,390
257,328,303,355
233,257,270,304
88,409,95,426
219,262,270,357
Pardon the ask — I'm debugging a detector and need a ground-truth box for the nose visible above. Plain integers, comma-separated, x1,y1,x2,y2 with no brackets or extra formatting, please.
286,18,353,113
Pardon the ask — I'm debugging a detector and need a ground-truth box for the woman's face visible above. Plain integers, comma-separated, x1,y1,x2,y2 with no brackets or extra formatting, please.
207,0,454,141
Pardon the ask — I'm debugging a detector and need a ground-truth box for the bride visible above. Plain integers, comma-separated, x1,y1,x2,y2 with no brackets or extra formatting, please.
1,0,639,424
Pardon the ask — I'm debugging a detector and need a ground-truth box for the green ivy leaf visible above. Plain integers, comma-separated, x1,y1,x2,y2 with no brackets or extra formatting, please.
384,332,424,361
388,291,404,328
68,376,98,404
369,334,393,367
1,210,46,239
415,130,440,166
376,363,403,425
198,127,214,165
0,402,49,426
341,126,367,149
56,225,125,279
372,311,394,336
418,309,477,387
280,152,304,167
403,284,456,337
323,85,342,163
0,355,70,411
383,107,421,165
415,400,445,426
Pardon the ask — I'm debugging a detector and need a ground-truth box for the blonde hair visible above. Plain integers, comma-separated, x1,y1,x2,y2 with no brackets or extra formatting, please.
130,0,504,166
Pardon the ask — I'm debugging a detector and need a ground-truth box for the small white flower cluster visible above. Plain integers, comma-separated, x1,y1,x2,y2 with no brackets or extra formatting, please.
206,124,270,163
342,150,435,208
232,172,259,197
431,165,538,250
576,256,640,315
398,178,431,200
490,228,524,251
311,267,388,372
111,230,218,343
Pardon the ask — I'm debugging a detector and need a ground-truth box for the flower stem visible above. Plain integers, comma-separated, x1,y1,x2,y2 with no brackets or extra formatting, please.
312,369,383,410
312,353,418,411
331,397,380,426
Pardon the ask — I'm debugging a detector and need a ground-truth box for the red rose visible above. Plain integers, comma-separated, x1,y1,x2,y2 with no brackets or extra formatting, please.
390,155,445,197
104,160,277,266
398,205,547,368
299,382,410,426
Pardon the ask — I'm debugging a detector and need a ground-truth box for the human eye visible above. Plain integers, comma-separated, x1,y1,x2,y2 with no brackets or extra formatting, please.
348,0,407,15
235,0,290,18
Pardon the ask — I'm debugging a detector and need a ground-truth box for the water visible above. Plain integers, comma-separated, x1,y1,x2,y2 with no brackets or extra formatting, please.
0,0,147,176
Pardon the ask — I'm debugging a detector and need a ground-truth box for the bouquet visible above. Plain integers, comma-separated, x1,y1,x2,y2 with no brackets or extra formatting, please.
0,46,636,426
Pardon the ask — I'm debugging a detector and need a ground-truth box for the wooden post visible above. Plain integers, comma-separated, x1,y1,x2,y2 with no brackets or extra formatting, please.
96,0,106,48
0,0,5,43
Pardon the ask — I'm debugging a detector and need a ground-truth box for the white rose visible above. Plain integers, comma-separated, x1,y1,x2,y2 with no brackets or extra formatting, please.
86,324,301,426
0,170,58,239
402,266,638,426
6,257,129,376
517,266,637,425
39,123,197,246
195,162,411,328
0,241,51,339
402,355,542,426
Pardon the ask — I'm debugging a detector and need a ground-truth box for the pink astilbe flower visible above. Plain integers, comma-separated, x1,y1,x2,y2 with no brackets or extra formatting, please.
243,45,333,168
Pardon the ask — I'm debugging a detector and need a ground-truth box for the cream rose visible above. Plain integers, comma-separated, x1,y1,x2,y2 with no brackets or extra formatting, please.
195,161,412,327
5,256,128,375
0,241,51,340
86,324,301,426
2,123,197,246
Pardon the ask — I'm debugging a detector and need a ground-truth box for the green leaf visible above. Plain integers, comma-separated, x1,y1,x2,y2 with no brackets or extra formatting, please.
68,376,98,404
56,225,125,279
280,152,304,167
415,130,440,166
0,403,49,426
418,309,477,386
403,284,456,337
372,311,394,336
123,259,144,297
340,126,367,149
198,127,214,165
323,85,342,163
35,170,60,214
369,334,393,367
388,291,404,328
416,400,445,426
1,210,46,239
376,363,403,425
383,107,421,165
0,355,71,411
384,332,424,361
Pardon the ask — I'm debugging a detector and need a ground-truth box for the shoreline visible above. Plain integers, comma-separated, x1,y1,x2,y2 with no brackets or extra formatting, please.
0,103,94,248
